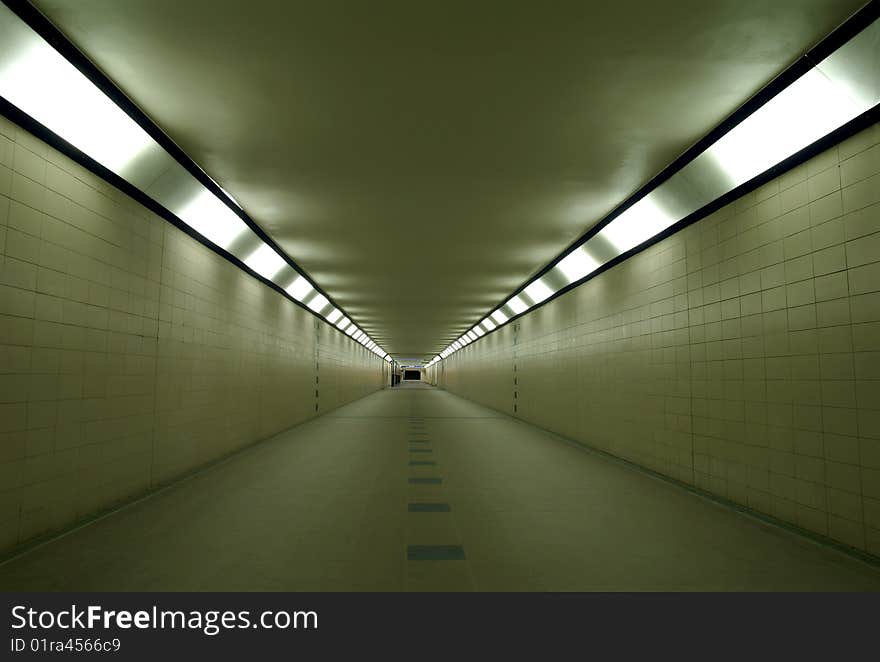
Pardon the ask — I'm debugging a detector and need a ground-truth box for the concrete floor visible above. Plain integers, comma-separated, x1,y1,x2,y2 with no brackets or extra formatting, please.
1,382,879,591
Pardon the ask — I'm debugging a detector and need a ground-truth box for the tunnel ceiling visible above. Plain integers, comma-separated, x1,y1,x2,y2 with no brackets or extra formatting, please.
33,0,866,358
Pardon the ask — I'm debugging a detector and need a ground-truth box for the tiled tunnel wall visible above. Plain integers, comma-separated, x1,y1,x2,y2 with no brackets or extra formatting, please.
437,122,880,556
0,115,386,554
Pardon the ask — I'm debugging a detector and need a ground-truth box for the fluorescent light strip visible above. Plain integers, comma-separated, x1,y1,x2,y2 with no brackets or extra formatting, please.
505,295,528,315
175,189,250,250
472,326,485,337
243,243,286,280
0,6,389,367
306,293,330,314
432,14,879,367
285,276,313,301
556,247,598,284
524,279,553,305
590,22,878,264
707,68,864,188
599,194,673,254
0,23,153,177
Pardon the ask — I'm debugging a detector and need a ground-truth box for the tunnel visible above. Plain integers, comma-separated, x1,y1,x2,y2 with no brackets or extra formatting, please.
0,0,879,605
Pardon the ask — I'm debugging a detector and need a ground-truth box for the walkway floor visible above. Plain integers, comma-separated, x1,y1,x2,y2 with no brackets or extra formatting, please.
2,382,879,591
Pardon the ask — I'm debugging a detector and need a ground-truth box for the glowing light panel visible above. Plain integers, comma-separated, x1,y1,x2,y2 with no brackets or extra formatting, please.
176,189,249,250
491,310,508,324
599,195,673,254
243,243,286,280
556,247,599,284
307,293,329,313
286,275,314,302
506,296,528,315
524,279,553,304
0,40,153,175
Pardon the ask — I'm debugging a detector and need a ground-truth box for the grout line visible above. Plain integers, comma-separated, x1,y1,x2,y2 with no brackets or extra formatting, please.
147,215,167,492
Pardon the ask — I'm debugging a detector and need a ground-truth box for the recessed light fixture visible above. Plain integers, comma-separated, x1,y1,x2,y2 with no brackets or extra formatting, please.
490,310,508,324
176,189,249,250
556,247,598,284
524,279,553,305
306,293,329,314
505,296,528,315
285,275,313,301
0,33,153,175
430,12,879,368
0,4,388,369
707,68,863,188
243,243,286,280
599,194,672,254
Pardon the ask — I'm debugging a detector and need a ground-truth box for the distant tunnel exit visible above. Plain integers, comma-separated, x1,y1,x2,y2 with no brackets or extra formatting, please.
404,370,421,381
